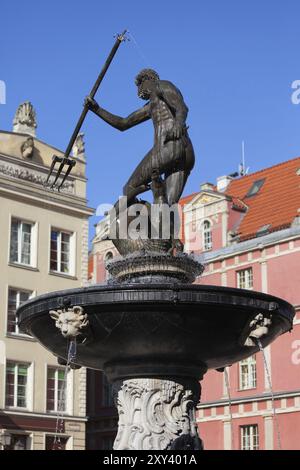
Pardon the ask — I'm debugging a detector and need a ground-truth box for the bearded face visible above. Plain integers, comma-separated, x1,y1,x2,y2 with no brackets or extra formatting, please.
135,69,159,100
137,79,153,100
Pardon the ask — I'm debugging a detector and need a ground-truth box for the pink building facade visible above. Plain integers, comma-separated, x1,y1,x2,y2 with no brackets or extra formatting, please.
183,158,300,450
89,157,300,450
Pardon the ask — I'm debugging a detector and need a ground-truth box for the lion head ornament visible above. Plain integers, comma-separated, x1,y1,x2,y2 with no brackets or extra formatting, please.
49,306,89,339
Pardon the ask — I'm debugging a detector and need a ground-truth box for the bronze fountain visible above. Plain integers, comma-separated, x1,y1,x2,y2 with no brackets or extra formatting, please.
17,33,295,450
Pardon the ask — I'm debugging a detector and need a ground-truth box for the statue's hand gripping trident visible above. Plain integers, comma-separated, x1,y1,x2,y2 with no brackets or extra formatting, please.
45,30,128,190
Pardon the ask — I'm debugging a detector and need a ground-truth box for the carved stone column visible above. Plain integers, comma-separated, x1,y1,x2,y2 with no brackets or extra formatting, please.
113,377,203,450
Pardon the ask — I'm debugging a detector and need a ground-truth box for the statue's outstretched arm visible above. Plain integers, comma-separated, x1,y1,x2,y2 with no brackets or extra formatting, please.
85,97,150,131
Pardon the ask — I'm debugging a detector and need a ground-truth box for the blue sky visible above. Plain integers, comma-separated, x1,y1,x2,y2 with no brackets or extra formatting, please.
1,0,300,241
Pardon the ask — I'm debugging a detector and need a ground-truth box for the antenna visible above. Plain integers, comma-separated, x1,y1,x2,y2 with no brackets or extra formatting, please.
242,140,245,173
239,140,249,176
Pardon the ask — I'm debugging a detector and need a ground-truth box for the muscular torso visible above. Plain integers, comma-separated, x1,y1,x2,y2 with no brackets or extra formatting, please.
149,94,174,146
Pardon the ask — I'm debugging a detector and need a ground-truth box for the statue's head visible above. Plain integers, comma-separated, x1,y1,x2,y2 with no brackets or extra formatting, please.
135,69,160,100
21,136,34,158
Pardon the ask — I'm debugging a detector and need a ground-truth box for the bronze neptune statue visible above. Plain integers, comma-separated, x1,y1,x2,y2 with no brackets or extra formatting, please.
85,68,195,208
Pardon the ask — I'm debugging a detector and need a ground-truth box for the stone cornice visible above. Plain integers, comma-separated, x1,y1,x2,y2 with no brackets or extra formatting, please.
197,389,300,408
1,409,88,422
0,131,86,166
201,226,300,263
0,151,87,183
0,180,94,217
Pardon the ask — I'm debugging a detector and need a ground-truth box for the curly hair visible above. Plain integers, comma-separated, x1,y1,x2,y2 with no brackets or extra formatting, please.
135,68,160,86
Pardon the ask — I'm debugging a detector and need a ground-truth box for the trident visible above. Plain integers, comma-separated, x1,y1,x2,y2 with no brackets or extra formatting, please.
46,30,128,190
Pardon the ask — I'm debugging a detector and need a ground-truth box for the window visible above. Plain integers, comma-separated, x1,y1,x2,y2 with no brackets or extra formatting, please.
240,425,259,450
103,374,114,407
7,288,32,334
191,208,197,232
239,355,257,389
50,230,72,274
45,435,69,450
47,367,66,412
203,220,212,251
10,219,34,266
6,434,29,450
5,362,29,408
246,179,265,198
237,268,253,289
105,252,113,281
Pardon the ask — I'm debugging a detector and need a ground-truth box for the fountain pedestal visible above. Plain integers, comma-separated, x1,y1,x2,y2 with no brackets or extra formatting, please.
113,377,202,450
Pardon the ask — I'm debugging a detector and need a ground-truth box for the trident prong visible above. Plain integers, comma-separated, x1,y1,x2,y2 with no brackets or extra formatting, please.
115,30,129,42
45,29,127,191
45,155,76,190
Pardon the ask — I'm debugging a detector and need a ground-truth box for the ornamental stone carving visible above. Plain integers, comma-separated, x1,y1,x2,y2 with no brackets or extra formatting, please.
244,313,272,347
21,137,34,158
0,162,74,193
49,306,89,339
13,101,37,136
72,132,85,158
113,377,203,450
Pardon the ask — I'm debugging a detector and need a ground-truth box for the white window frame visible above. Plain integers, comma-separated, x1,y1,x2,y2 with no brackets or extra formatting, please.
191,208,197,232
5,361,33,410
50,228,75,276
46,366,73,415
105,251,114,281
9,217,37,267
237,268,253,290
240,424,259,450
239,355,257,390
202,220,212,251
7,287,34,335
6,432,33,450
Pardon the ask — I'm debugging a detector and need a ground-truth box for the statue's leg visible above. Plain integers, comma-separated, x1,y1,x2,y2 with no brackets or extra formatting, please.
110,149,155,223
123,149,155,203
165,169,189,206
165,169,190,251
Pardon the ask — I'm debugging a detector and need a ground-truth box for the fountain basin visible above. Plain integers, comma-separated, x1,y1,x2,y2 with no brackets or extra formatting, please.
17,283,295,381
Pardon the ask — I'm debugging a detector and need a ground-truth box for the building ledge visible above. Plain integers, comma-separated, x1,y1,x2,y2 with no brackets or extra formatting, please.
199,225,300,263
197,389,300,408
1,409,88,422
8,262,39,272
6,333,36,342
48,271,78,281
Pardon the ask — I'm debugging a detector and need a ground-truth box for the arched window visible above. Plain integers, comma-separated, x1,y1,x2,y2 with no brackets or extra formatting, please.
203,220,212,251
104,252,113,280
105,252,113,264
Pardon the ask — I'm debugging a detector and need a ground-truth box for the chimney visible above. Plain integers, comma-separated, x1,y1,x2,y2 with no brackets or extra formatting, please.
200,182,215,191
216,175,233,192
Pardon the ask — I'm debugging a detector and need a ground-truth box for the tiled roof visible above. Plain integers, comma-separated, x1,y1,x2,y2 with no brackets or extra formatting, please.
226,157,300,241
231,196,248,212
178,192,199,207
